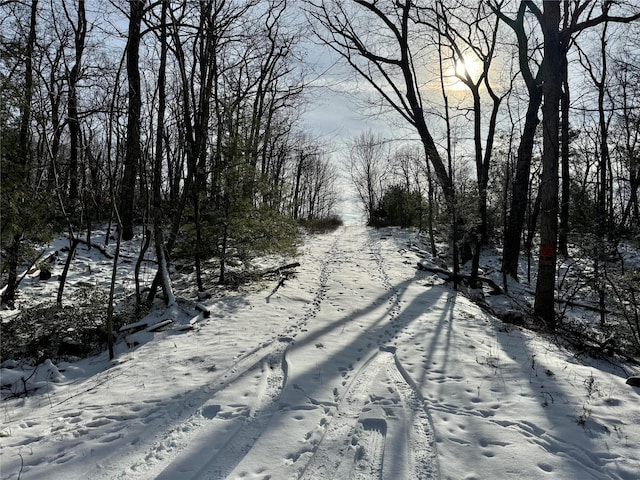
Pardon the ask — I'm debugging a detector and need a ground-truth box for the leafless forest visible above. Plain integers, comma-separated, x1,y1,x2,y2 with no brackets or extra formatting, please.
2,1,640,362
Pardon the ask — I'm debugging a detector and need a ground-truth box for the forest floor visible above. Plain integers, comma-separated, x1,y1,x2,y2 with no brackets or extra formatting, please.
1,221,639,479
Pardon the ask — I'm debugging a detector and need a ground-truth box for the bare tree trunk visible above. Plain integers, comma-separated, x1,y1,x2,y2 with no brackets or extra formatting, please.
2,234,22,307
596,24,611,240
18,0,37,166
56,237,80,307
218,217,229,285
503,92,542,279
134,229,151,305
595,17,612,327
66,0,86,201
293,150,310,220
621,162,640,230
502,127,513,292
534,0,563,329
120,0,146,241
152,0,175,305
525,189,541,284
435,25,459,284
106,219,122,360
558,58,570,257
193,193,205,291
425,159,437,257
493,2,543,281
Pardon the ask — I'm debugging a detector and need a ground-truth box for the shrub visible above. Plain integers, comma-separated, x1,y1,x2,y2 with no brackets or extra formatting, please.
299,215,343,233
372,185,424,228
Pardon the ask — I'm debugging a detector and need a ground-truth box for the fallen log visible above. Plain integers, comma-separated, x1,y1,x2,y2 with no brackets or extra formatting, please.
517,286,612,314
75,238,113,259
19,249,48,284
262,262,300,277
176,316,201,331
195,303,211,318
264,262,300,301
147,319,173,332
417,261,502,295
120,318,173,334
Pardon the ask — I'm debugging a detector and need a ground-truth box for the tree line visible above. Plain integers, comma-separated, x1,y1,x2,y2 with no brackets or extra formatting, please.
322,0,640,340
1,0,339,312
2,0,640,348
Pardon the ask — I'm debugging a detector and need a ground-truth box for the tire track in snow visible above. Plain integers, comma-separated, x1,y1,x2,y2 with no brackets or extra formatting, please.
385,354,440,479
84,231,344,479
297,347,440,480
367,231,404,336
81,339,290,480
298,349,394,480
290,228,438,479
369,229,439,475
153,344,290,480
351,418,387,480
331,418,387,480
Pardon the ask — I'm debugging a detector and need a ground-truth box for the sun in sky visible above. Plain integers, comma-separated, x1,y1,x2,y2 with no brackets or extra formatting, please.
450,55,483,90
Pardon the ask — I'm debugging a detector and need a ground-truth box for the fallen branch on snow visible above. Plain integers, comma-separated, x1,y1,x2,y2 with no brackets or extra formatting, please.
557,325,640,368
416,261,503,295
75,238,113,259
262,262,300,277
265,262,300,301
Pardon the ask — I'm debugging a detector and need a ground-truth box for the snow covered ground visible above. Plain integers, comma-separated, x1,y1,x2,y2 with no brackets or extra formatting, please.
1,222,639,479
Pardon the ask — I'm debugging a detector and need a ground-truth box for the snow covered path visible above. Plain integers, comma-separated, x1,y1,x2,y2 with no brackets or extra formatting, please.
2,223,639,479
126,225,439,479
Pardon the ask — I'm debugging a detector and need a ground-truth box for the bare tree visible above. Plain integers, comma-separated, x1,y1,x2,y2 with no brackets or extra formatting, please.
297,151,338,220
119,0,146,241
347,130,390,225
291,142,319,220
306,0,454,204
64,0,86,201
532,0,564,327
151,0,174,305
614,56,640,230
526,0,640,328
425,0,511,284
491,0,545,280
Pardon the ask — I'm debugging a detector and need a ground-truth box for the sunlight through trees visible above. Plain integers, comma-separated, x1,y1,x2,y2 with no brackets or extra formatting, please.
1,0,640,341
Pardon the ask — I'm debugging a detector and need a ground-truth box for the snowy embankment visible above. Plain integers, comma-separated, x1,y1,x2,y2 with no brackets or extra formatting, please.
1,222,639,479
